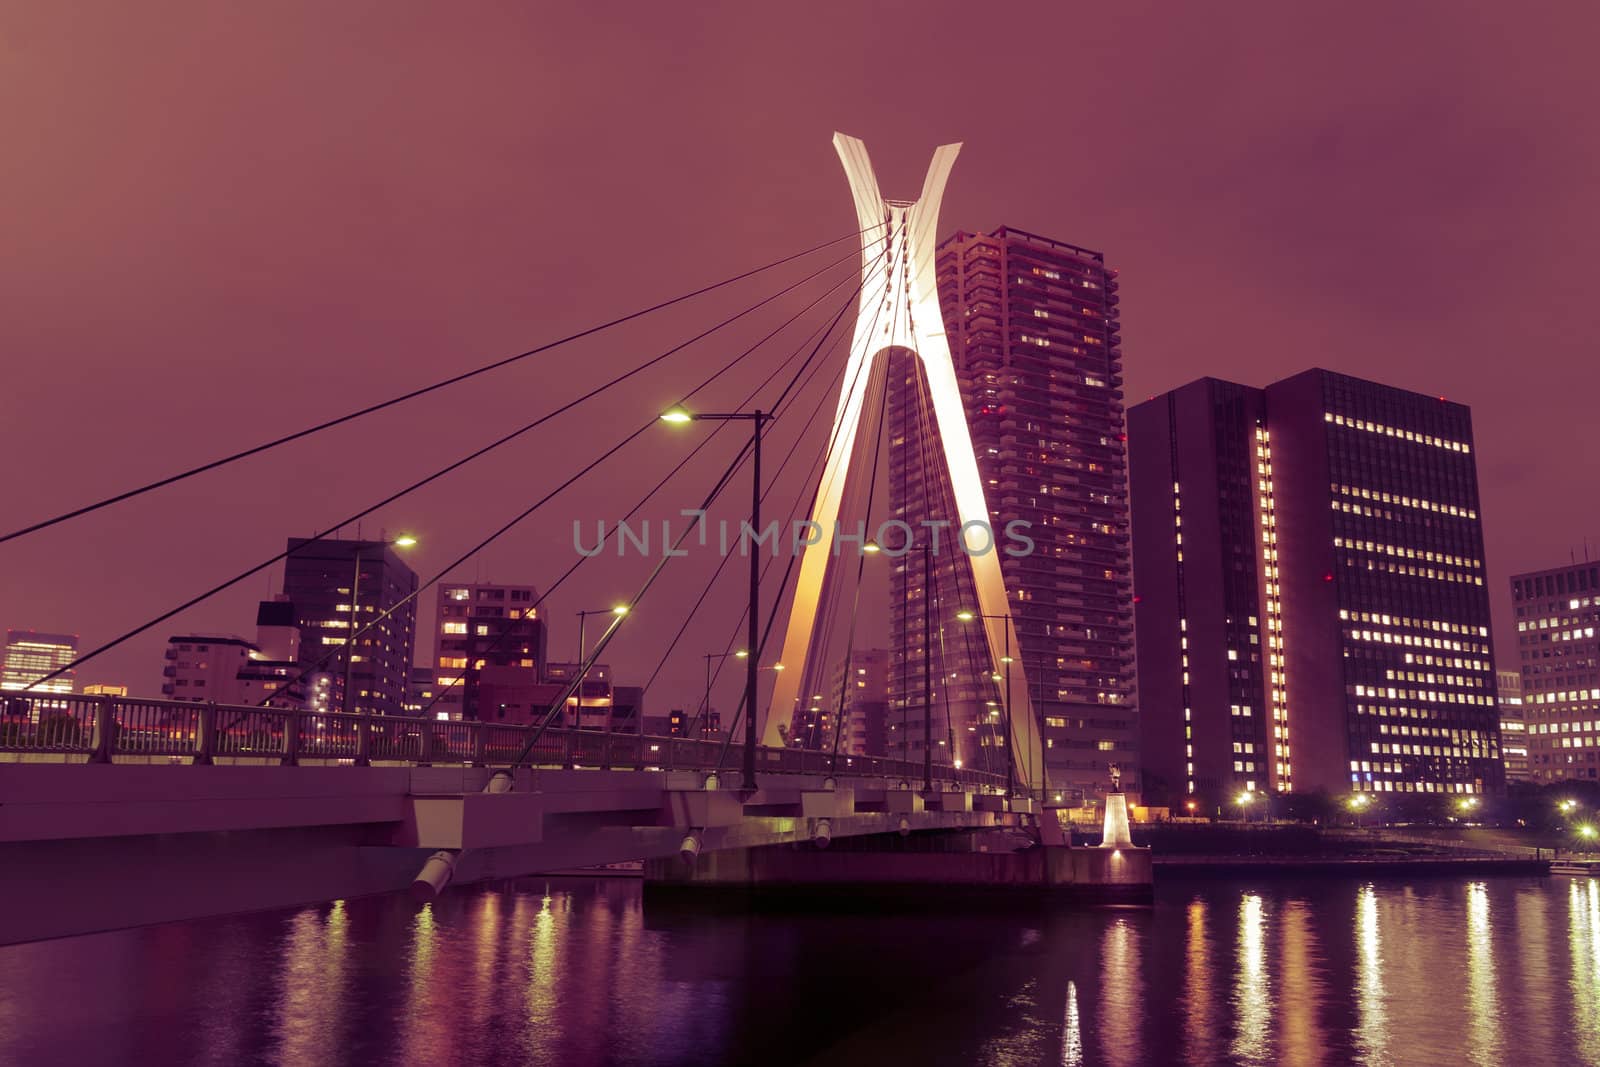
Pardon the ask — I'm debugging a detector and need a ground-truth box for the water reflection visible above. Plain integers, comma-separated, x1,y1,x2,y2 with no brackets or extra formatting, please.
273,899,350,1063
1098,917,1142,1067
1232,893,1270,1064
1277,900,1324,1067
1061,979,1082,1067
1,875,1593,1066
1465,882,1500,1066
1569,879,1600,1063
1182,898,1219,1066
1354,884,1389,1064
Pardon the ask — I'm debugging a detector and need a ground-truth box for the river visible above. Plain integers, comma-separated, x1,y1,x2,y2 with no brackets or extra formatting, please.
1,873,1595,1065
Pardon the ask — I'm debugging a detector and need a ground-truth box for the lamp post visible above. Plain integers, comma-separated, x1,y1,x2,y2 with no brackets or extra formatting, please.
575,605,628,732
956,608,1019,798
341,534,417,718
699,649,748,740
662,404,773,794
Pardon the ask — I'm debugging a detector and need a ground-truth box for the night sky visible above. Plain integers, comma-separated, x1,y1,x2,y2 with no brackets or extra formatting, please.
2,2,1596,712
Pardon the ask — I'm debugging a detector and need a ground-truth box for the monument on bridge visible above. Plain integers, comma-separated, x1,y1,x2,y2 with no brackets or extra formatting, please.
761,134,1045,792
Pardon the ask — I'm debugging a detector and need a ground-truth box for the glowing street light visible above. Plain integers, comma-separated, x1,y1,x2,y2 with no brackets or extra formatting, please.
1457,796,1480,813
660,403,773,792
1580,824,1598,841
1561,798,1580,815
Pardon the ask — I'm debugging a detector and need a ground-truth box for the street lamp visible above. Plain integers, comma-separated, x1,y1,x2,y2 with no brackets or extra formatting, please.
1236,791,1254,822
957,608,1022,797
661,404,773,793
1561,798,1580,816
574,604,629,732
341,534,418,718
1348,792,1371,828
696,649,748,740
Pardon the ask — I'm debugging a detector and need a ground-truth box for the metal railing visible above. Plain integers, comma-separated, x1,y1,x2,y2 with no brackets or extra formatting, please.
0,692,1008,788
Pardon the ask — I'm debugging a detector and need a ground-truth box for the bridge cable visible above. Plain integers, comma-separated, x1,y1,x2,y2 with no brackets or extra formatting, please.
24,241,865,692
698,222,907,760
413,249,886,721
506,223,907,766
0,225,882,547
251,246,891,711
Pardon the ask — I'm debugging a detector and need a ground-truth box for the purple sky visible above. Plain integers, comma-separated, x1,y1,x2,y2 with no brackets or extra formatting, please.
2,2,1596,712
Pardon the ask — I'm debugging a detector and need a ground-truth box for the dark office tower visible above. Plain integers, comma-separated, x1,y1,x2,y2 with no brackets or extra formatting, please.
1128,379,1277,811
1131,370,1501,809
899,227,1135,803
1510,562,1600,783
282,539,419,718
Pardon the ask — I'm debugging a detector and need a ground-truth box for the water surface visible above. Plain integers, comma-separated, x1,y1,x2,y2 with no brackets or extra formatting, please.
2,874,1595,1065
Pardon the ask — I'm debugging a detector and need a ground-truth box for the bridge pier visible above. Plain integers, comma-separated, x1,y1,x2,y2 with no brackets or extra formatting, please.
642,831,1153,908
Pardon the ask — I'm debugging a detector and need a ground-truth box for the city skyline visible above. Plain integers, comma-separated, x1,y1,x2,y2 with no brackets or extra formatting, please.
1,3,1597,744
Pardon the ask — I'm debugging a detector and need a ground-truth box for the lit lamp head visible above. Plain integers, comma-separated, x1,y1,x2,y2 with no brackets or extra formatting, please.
659,405,694,424
955,610,976,623
392,535,419,548
863,540,882,554
611,605,630,617
735,650,749,659
1236,792,1253,806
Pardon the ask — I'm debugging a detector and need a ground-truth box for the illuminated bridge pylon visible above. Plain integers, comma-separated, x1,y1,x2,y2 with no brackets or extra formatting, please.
760,133,1044,791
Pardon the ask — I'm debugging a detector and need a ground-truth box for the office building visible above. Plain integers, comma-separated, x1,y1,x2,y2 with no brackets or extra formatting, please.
282,538,418,717
1497,669,1528,782
431,582,546,721
81,684,128,697
885,227,1134,800
1511,561,1600,783
2,631,78,693
1130,370,1501,809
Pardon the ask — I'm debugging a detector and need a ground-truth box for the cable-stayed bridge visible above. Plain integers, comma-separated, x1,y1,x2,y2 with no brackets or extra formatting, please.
0,136,1150,943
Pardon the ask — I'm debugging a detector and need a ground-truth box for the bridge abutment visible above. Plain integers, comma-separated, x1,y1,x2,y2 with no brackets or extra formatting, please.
643,832,1153,908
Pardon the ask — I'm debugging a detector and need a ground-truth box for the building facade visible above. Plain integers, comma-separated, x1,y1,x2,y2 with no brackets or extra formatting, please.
1511,562,1600,783
1131,370,1502,809
282,538,418,717
1,630,77,694
885,227,1135,800
160,635,256,704
1497,669,1529,782
431,582,546,721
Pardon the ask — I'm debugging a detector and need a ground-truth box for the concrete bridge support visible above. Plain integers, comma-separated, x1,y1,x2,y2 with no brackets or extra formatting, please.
643,833,1153,908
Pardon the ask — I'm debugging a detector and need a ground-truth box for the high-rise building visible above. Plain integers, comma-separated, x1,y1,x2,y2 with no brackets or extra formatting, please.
430,583,546,721
1130,370,1501,808
1,631,78,693
282,538,418,717
886,227,1134,801
1497,669,1529,782
822,647,888,756
1510,561,1600,783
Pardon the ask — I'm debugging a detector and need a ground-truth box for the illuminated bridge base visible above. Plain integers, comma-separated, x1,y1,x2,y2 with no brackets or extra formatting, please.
644,834,1153,908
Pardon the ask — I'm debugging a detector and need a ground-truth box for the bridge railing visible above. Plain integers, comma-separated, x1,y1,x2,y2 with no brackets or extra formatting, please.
0,692,1007,788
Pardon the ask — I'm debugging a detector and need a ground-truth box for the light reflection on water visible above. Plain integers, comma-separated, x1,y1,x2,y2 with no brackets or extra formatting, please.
4,876,1600,1065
